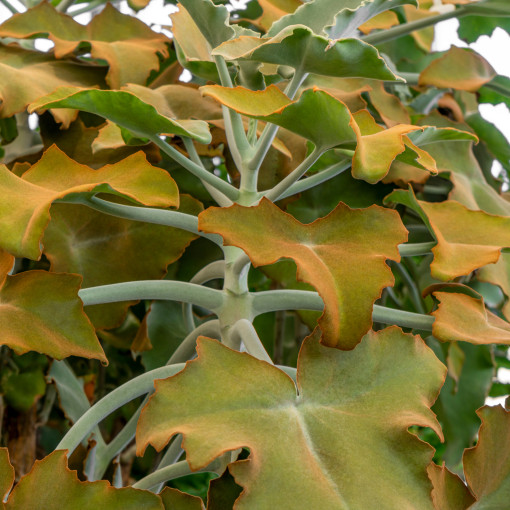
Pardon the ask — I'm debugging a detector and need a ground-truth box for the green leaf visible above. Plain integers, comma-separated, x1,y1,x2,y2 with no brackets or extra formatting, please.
430,340,494,467
199,198,407,349
43,195,201,330
0,2,170,88
0,146,179,260
419,47,496,92
137,329,445,508
479,75,510,109
463,405,510,508
2,368,47,413
462,0,510,16
29,87,211,143
385,188,510,280
4,450,164,509
178,0,235,50
0,271,106,363
428,463,476,510
458,15,510,44
0,45,105,125
0,448,14,502
267,0,417,38
213,26,400,81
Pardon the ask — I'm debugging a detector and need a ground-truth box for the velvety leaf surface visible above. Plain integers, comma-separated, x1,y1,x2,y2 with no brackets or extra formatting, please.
419,47,496,92
0,45,104,123
267,0,416,38
199,198,407,349
385,189,510,280
137,329,445,509
0,2,170,88
0,271,105,362
159,487,205,510
428,463,475,510
432,291,510,345
213,26,400,81
4,450,163,509
29,87,211,143
463,406,510,508
0,146,179,260
0,448,14,501
43,195,201,330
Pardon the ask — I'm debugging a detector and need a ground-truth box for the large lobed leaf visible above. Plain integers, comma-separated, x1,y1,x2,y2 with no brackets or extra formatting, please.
0,145,179,260
199,198,407,349
0,2,170,88
137,328,446,509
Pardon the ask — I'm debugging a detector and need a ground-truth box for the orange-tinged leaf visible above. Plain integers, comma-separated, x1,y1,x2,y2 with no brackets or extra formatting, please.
0,45,104,124
4,450,163,509
358,10,399,33
428,463,475,510
159,487,205,510
385,188,510,280
367,81,411,127
137,329,445,509
432,291,510,345
0,2,170,88
403,5,435,52
478,253,510,321
0,145,179,260
255,0,303,31
0,248,14,286
0,448,14,501
463,406,510,508
0,271,106,362
419,47,496,92
43,195,202,330
199,198,407,349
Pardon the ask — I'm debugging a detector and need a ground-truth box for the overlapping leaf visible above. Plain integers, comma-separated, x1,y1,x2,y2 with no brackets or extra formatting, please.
159,487,205,510
385,188,510,280
419,47,496,92
137,328,445,509
254,0,303,31
432,290,510,345
478,253,510,321
0,269,105,362
267,0,416,38
29,86,212,143
0,146,179,260
0,2,170,88
428,463,475,510
2,450,163,509
212,26,400,81
199,198,407,349
0,44,104,124
202,85,474,182
0,448,14,501
43,195,201,330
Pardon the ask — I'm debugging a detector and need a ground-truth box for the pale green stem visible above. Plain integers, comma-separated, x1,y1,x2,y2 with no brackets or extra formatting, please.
362,7,467,46
78,281,224,312
231,319,273,364
278,160,351,199
0,0,18,14
57,364,186,455
248,69,308,173
398,241,436,257
151,438,185,492
169,320,221,365
265,148,323,202
214,55,250,167
56,0,75,12
93,320,221,479
67,0,102,15
182,136,233,207
151,135,240,202
390,261,427,315
251,290,434,330
183,261,225,332
132,459,223,490
72,195,223,246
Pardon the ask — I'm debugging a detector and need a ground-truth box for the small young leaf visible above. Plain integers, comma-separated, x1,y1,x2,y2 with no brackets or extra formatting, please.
199,198,407,349
137,328,445,509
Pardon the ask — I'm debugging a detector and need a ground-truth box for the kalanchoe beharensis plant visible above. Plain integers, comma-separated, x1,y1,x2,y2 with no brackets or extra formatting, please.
0,0,510,507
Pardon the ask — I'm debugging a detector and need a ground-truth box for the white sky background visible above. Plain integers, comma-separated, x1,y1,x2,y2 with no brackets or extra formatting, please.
0,0,509,401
